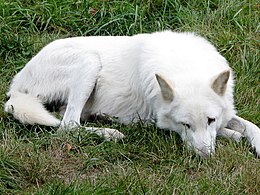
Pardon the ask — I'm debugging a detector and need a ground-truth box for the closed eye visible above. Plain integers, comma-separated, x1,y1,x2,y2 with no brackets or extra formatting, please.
207,117,216,125
181,122,191,129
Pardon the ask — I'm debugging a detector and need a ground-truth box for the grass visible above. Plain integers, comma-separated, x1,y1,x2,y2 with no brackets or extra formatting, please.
0,0,259,194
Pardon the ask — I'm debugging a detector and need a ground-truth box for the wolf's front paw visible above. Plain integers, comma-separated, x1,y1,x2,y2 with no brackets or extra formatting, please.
250,136,260,157
231,116,260,157
245,123,260,157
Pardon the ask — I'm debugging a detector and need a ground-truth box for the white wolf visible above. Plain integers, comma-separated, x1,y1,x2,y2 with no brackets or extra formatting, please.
4,31,260,157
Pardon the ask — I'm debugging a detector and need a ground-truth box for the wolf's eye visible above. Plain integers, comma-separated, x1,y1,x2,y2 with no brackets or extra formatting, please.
207,117,216,125
181,123,190,129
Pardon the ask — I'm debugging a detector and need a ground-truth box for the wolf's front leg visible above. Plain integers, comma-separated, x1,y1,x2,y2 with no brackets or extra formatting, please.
228,116,260,156
217,128,243,142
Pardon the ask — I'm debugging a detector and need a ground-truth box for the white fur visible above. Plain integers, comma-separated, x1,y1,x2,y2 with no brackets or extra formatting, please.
5,91,60,126
4,31,260,157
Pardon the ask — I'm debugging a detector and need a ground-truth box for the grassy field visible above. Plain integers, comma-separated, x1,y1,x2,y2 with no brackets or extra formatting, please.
0,0,259,194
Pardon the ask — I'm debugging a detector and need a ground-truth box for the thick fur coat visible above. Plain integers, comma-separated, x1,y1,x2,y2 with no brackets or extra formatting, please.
4,31,260,157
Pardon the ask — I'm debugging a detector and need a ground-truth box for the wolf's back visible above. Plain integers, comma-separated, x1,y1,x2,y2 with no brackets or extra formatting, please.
4,91,60,126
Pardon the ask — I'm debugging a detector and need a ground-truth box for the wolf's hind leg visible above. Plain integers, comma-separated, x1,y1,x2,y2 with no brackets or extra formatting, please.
61,92,89,128
61,54,101,128
228,116,260,156
217,128,243,142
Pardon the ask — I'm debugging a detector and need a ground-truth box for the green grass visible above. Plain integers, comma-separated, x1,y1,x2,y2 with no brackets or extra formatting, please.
0,0,259,194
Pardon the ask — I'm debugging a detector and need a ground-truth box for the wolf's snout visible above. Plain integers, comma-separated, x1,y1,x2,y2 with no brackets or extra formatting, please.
183,129,216,157
186,141,215,157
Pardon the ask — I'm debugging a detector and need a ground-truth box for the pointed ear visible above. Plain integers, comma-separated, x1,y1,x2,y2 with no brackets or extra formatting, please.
211,70,230,96
155,74,174,102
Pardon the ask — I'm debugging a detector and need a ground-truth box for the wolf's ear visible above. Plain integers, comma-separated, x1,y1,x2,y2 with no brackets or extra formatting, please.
155,74,174,102
211,70,230,96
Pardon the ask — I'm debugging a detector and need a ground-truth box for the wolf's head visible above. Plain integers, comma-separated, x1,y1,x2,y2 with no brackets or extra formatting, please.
155,71,230,157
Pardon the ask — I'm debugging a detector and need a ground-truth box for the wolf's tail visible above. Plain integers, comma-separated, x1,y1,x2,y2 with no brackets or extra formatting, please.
4,91,60,126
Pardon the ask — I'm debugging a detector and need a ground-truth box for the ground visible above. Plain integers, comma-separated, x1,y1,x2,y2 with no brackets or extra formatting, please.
0,0,259,194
